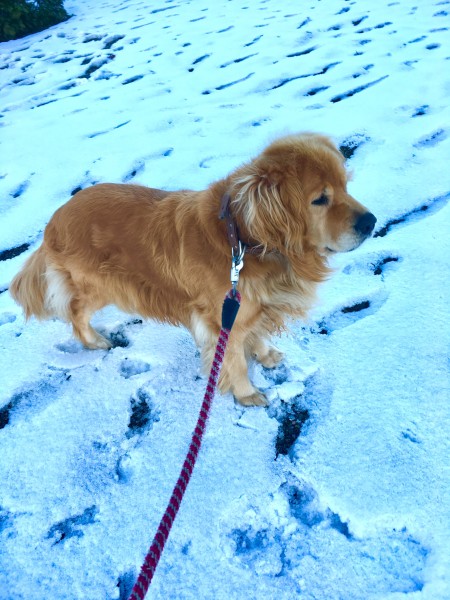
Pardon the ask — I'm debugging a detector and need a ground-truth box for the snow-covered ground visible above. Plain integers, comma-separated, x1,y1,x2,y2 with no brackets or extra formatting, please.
1,0,449,598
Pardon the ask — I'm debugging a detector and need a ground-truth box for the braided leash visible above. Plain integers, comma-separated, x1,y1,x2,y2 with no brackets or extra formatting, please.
128,290,241,600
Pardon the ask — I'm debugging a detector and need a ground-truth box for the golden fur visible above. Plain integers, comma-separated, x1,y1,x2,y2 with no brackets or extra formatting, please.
10,133,375,406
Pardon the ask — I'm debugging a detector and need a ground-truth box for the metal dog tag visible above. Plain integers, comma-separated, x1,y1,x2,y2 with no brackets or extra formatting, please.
231,258,243,286
231,243,245,292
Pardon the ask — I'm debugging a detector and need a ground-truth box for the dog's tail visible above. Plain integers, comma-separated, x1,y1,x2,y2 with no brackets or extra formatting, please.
10,246,71,321
10,247,50,319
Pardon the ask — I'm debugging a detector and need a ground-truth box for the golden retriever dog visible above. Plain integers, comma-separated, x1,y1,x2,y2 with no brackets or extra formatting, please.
10,133,376,406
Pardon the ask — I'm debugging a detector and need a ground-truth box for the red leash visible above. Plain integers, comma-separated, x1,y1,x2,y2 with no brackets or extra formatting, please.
128,290,241,600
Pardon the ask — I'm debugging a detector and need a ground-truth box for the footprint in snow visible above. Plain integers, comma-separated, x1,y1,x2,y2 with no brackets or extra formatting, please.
220,473,428,593
126,387,160,438
414,128,447,148
0,312,16,326
339,133,370,159
119,358,151,379
314,288,388,336
374,191,450,238
47,505,98,545
0,372,69,431
0,242,30,261
341,252,401,278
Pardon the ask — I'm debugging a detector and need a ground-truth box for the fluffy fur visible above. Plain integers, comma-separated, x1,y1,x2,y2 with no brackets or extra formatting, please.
10,133,376,406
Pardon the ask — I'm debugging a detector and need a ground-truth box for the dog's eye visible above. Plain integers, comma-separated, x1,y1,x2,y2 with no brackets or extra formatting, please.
312,194,329,206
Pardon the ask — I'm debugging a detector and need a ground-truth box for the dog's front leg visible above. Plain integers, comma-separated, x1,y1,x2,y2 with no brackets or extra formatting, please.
217,328,268,407
247,335,284,369
191,311,268,407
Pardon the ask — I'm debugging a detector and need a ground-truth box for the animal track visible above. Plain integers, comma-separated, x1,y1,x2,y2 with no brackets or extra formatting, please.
192,54,210,66
0,313,16,326
339,133,369,158
127,387,160,438
372,255,399,275
0,372,70,430
402,427,421,444
271,396,310,457
407,35,427,44
122,74,144,85
80,55,94,66
342,299,370,314
286,46,317,58
262,369,325,458
81,56,112,79
35,97,59,108
282,474,352,537
244,35,263,47
414,128,447,147
315,289,388,335
103,34,125,50
222,472,428,593
52,56,72,64
120,358,151,379
352,17,368,26
117,571,136,600
0,243,30,262
305,85,329,96
87,119,131,139
374,191,449,238
55,339,85,354
268,62,341,91
110,324,134,348
122,159,145,182
251,117,271,127
342,252,401,278
0,507,13,537
83,34,104,43
412,105,429,117
214,72,254,91
47,505,98,545
10,180,31,198
331,75,389,103
220,54,257,68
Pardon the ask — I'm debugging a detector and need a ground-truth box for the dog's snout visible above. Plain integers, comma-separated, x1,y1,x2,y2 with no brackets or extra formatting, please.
354,212,376,237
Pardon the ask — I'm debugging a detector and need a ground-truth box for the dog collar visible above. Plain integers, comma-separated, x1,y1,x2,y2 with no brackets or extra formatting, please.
219,193,265,257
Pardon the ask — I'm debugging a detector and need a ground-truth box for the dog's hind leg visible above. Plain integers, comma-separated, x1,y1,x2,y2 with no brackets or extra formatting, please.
69,296,111,350
67,280,111,350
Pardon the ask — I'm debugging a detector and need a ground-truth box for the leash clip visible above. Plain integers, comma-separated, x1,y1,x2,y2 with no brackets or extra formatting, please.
231,242,245,294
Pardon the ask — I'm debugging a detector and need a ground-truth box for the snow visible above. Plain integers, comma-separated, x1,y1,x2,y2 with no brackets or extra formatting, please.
0,0,449,599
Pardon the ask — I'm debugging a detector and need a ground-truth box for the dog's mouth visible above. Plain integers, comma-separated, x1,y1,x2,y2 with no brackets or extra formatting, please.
326,241,365,254
325,231,373,255
324,212,377,254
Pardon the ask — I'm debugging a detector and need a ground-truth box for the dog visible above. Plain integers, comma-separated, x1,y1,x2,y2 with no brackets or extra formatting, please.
10,133,376,406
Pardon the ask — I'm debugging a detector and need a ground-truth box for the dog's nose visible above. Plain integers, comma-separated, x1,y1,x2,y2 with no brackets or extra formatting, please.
354,212,377,236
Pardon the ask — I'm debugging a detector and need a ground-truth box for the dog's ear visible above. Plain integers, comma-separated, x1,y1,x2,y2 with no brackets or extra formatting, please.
230,166,329,282
231,166,306,254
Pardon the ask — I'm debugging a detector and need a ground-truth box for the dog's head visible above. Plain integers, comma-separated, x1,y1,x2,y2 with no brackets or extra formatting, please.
231,133,376,266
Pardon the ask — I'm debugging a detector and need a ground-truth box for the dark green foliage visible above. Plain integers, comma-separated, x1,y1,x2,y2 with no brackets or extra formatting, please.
0,0,69,43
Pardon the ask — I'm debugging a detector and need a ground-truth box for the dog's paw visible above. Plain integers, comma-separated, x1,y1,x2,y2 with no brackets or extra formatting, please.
259,346,284,369
236,390,269,407
85,332,112,350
